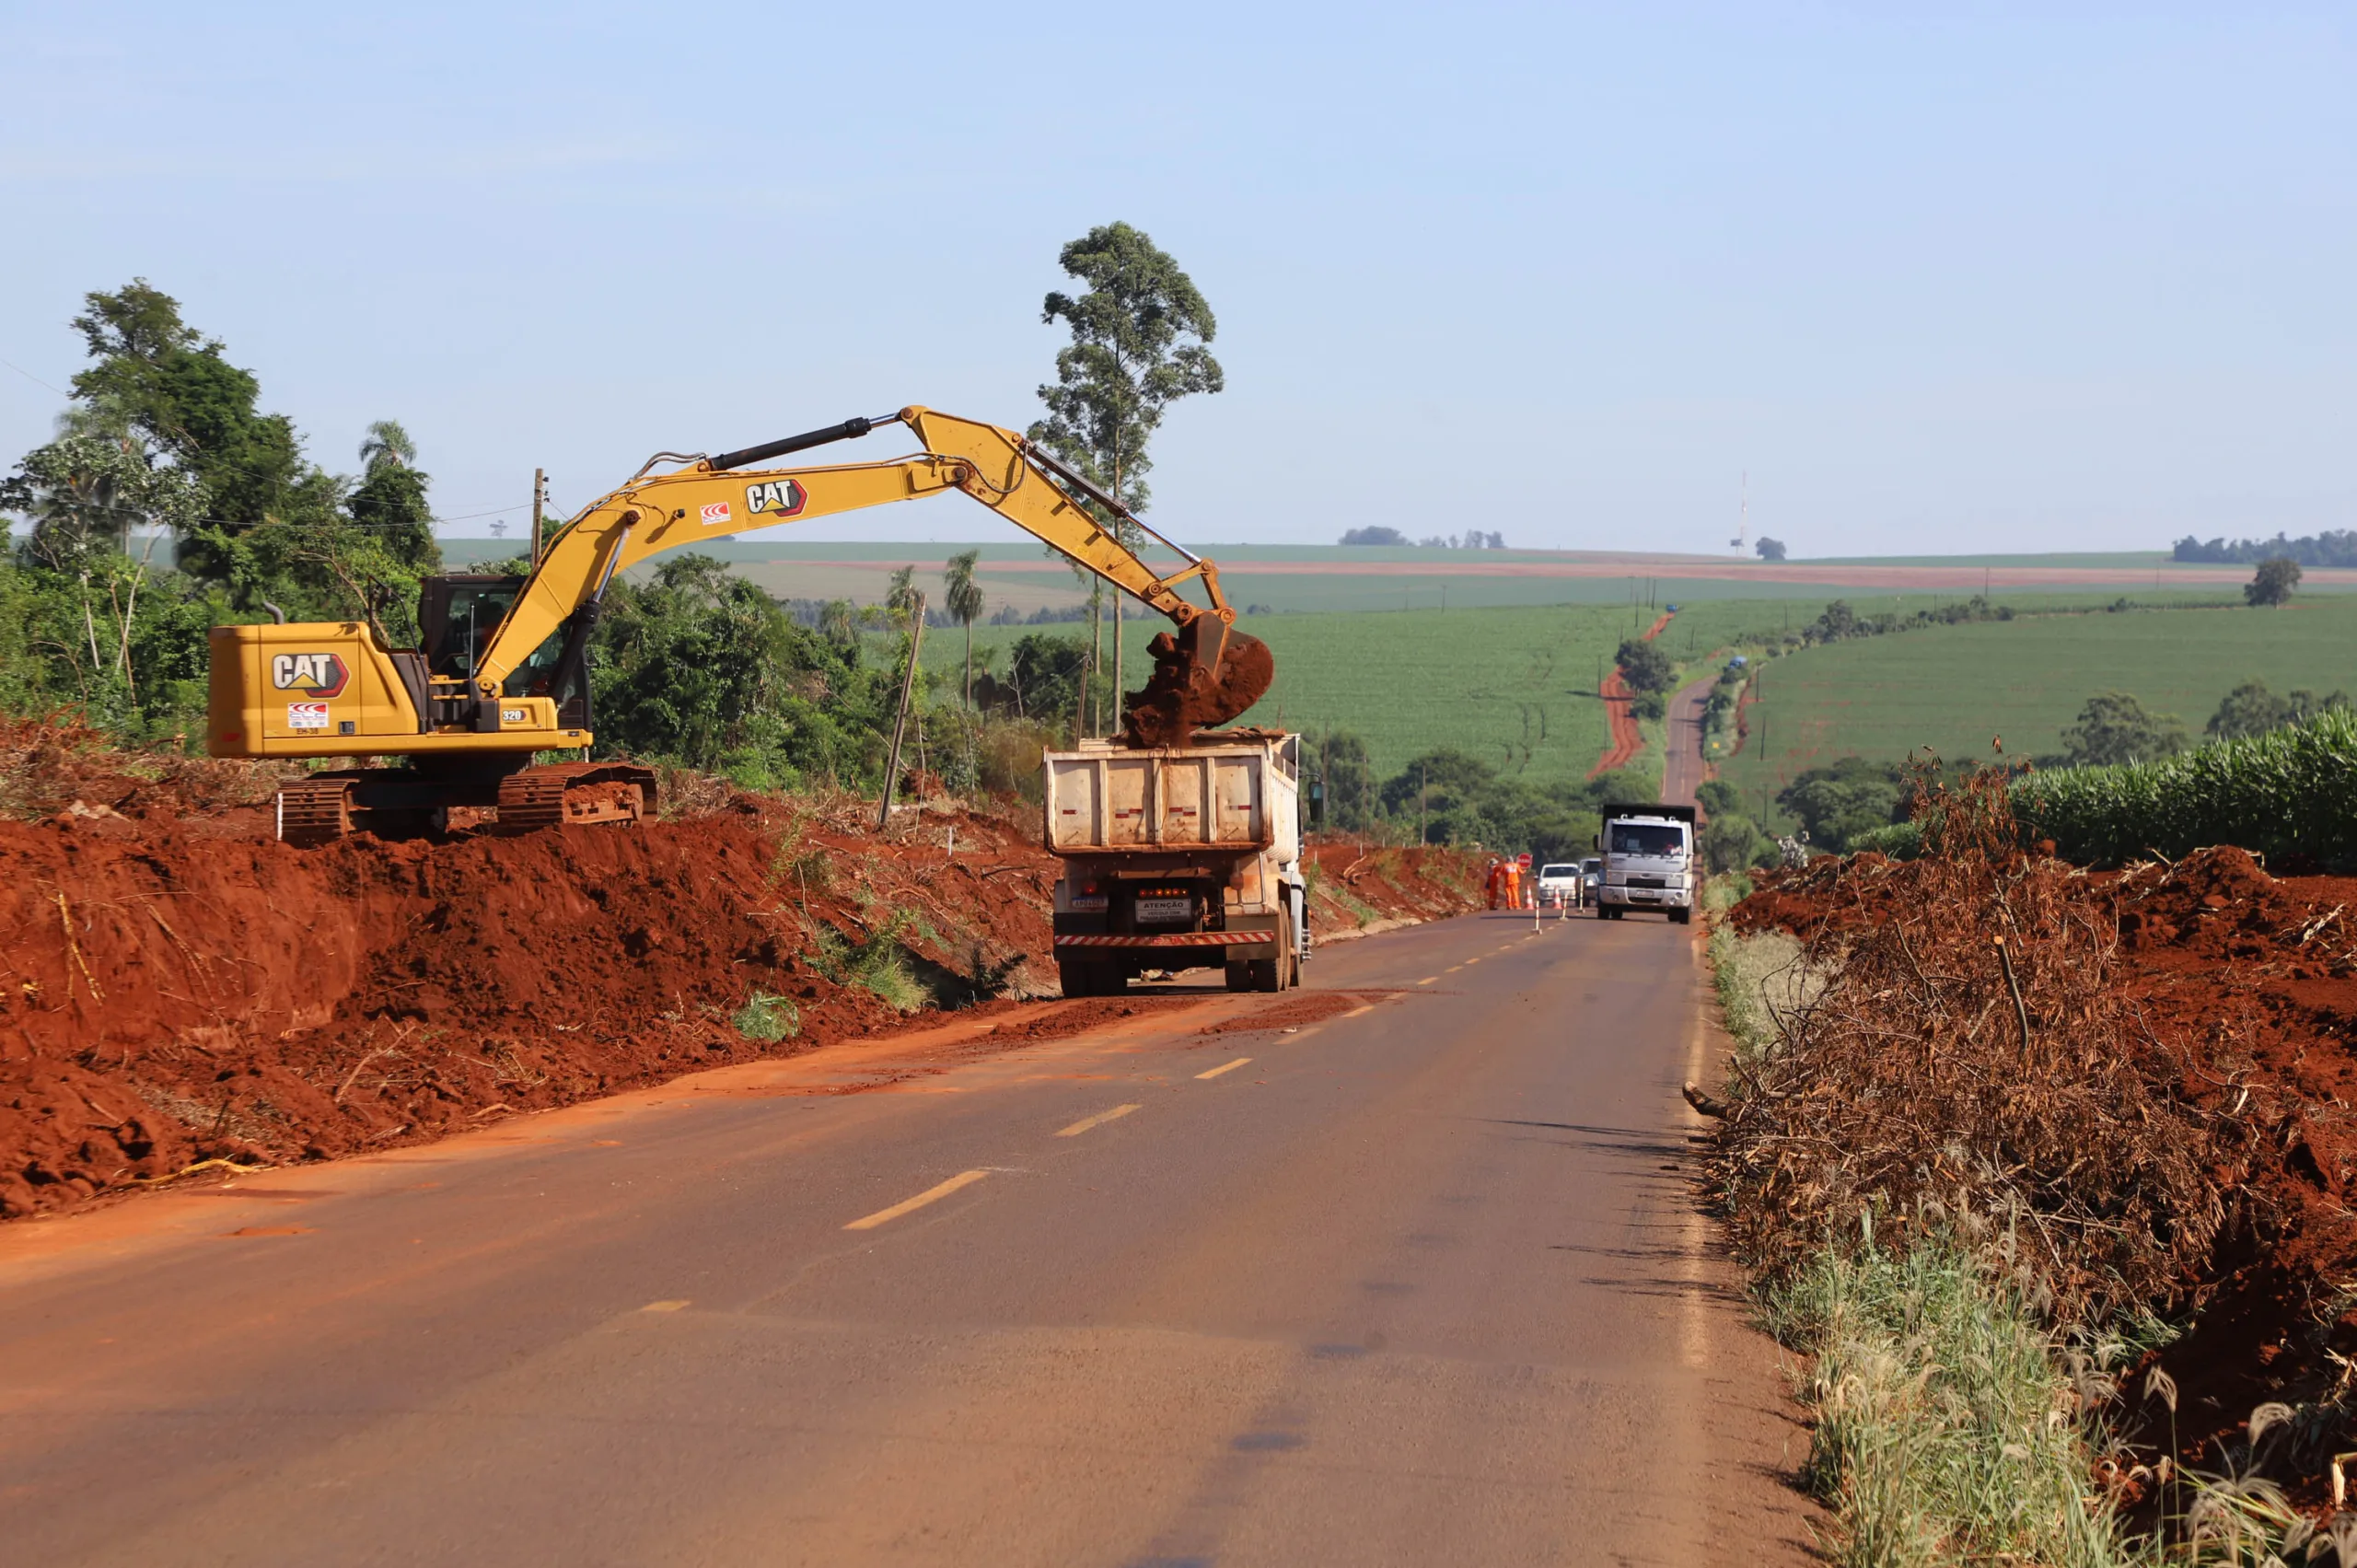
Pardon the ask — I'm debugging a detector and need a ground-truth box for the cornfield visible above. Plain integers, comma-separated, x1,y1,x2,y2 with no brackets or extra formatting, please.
2015,707,2357,870
1852,711,2357,870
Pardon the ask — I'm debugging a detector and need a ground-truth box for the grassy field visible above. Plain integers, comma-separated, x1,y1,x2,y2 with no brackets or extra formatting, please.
917,591,2334,794
924,597,1910,790
1716,595,2357,829
438,537,2303,617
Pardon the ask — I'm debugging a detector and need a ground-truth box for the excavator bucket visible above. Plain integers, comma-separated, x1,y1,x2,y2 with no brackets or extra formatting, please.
1122,616,1276,749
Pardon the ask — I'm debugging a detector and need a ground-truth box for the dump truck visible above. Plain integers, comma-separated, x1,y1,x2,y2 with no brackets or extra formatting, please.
1045,729,1311,995
1595,802,1698,923
208,405,1272,843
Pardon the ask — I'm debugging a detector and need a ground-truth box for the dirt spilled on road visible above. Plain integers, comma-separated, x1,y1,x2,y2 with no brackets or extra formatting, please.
0,721,1477,1222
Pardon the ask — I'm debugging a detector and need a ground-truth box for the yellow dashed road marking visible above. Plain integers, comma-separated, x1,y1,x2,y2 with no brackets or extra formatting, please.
1057,1103,1144,1138
1196,1057,1253,1081
641,1299,691,1312
844,1168,991,1231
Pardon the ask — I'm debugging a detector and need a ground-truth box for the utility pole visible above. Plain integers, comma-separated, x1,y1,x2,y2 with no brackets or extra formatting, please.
531,469,546,566
877,592,927,830
1419,763,1428,845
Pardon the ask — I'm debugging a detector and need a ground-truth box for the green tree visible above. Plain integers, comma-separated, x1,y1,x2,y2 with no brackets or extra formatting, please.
2207,679,2294,740
2061,691,2188,766
67,280,324,589
2247,556,2302,607
1307,728,1376,832
943,549,984,705
347,419,441,576
1701,813,1771,874
592,555,883,787
1815,599,1861,638
1,430,203,571
819,598,859,653
1775,757,1911,852
1029,222,1223,729
2290,688,2351,724
1615,637,1676,695
1754,537,1787,563
885,563,920,624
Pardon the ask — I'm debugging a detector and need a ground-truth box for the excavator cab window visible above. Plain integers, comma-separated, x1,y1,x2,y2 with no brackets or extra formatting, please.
420,576,526,681
418,575,594,731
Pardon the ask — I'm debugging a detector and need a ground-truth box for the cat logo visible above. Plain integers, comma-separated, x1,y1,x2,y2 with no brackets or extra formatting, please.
270,651,349,698
746,479,807,517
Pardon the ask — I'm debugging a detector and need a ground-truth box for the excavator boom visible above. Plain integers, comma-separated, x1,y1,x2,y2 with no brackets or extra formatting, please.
207,406,1271,844
474,406,1269,747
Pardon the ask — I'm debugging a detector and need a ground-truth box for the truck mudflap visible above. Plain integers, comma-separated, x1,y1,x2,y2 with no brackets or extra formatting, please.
1053,932,1275,950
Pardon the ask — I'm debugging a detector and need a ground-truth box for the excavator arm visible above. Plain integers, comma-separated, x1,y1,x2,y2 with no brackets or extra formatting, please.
475,406,1269,746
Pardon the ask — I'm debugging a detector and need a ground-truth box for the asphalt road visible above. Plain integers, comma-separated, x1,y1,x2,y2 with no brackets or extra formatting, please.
0,911,1812,1567
1663,672,1720,810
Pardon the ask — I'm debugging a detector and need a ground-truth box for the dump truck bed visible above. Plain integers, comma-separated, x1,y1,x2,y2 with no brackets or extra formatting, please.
1043,730,1300,861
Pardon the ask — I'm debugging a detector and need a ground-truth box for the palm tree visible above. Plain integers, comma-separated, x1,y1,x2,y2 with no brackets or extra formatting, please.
943,550,984,705
358,419,416,475
886,564,920,623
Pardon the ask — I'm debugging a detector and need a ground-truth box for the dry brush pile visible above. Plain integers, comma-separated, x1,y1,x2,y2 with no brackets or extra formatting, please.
1712,772,2258,1326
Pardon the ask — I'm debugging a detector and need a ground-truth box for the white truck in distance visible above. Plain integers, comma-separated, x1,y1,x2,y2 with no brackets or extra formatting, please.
1596,803,1698,923
1043,729,1311,996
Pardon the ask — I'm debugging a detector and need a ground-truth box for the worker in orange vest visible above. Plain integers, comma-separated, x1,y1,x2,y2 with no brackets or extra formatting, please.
1484,858,1507,910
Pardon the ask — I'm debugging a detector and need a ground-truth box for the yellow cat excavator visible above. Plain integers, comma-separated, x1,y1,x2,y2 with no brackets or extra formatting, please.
208,406,1274,845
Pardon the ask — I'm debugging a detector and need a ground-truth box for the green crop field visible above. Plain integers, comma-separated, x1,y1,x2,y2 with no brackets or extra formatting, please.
435,537,2304,618
1715,596,2357,829
923,598,1900,791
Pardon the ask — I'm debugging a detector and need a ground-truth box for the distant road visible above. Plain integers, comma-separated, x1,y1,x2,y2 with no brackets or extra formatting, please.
1663,673,1719,808
0,915,1812,1566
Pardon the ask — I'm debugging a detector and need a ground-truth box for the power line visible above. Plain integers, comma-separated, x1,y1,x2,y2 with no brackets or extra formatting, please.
0,355,71,398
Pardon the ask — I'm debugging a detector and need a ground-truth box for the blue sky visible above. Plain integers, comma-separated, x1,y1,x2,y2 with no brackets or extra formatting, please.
2,2,2349,556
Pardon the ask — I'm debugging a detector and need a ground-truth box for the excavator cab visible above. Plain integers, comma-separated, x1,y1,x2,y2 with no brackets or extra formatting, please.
417,575,592,728
420,575,524,683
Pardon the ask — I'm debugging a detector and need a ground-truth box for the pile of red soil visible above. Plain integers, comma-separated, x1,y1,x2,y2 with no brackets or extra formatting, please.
0,723,1480,1222
1304,842,1481,933
1733,844,2357,1496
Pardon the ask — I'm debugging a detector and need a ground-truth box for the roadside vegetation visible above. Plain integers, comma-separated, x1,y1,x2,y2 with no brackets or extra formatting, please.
1702,763,2357,1563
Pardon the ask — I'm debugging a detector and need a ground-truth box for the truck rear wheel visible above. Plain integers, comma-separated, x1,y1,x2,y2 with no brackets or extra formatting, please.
1058,958,1116,997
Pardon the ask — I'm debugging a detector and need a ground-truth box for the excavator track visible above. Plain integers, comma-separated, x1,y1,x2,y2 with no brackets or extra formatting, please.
494,762,660,834
276,775,357,848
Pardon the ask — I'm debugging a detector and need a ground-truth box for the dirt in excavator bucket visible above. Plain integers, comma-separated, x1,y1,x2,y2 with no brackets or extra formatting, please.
1121,618,1276,749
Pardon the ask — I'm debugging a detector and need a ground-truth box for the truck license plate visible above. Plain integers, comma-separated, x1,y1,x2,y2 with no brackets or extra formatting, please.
1135,897,1192,923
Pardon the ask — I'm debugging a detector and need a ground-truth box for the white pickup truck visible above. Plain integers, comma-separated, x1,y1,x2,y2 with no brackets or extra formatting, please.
1596,803,1698,923
1042,728,1311,995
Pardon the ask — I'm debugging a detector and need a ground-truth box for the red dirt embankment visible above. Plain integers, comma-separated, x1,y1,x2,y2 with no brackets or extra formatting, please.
1589,611,1674,778
0,724,1477,1222
1733,843,2357,1501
